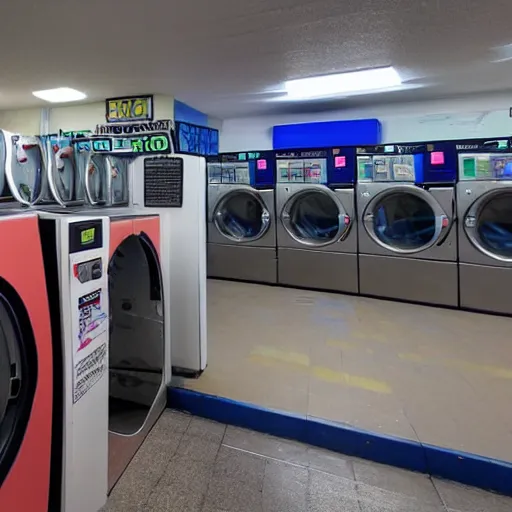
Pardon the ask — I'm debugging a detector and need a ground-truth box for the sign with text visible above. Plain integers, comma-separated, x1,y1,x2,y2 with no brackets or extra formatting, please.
105,95,153,123
86,132,172,156
176,121,219,156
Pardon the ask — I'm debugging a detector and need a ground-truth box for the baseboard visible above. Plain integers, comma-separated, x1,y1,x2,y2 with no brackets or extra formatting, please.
167,387,512,496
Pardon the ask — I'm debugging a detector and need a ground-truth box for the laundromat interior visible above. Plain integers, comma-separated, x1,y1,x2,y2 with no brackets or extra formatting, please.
2,2,512,512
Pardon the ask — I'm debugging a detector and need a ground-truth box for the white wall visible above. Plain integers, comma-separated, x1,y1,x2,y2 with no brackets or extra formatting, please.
220,93,512,152
48,94,174,133
0,108,42,134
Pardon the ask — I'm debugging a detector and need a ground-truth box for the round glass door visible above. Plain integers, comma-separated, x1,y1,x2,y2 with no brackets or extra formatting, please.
0,289,34,486
474,191,512,259
214,190,270,242
367,191,440,252
108,157,129,205
9,137,45,204
53,145,84,204
283,190,346,246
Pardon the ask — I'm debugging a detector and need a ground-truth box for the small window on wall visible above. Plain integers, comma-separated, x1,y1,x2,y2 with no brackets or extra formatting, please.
176,122,219,156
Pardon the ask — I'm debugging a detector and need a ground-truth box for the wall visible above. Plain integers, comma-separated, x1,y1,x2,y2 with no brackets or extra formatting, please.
219,93,512,152
0,108,42,134
48,94,174,133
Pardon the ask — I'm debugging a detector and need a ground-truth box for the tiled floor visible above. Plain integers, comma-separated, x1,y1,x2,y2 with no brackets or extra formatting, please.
102,410,512,512
175,279,512,461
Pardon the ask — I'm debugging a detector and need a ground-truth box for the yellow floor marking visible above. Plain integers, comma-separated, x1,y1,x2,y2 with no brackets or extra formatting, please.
326,339,355,350
398,353,425,363
249,346,310,367
311,366,392,394
448,360,512,380
398,353,512,380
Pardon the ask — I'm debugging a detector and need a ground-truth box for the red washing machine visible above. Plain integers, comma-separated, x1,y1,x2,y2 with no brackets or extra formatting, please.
0,213,53,511
107,213,166,491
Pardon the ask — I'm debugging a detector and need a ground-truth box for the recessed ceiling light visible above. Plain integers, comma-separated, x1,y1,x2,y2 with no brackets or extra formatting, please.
32,87,87,103
285,67,402,100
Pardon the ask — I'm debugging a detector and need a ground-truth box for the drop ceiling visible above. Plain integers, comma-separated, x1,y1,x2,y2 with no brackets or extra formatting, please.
1,0,512,118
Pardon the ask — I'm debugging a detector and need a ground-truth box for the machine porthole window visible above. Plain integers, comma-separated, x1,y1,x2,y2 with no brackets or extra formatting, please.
476,192,512,258
288,191,340,243
215,191,267,241
372,192,436,250
0,283,37,487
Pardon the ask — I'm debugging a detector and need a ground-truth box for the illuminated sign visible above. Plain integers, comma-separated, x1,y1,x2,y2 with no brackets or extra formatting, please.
105,95,153,123
237,152,261,161
176,121,219,156
81,228,95,245
90,132,172,156
92,139,112,152
61,130,92,138
96,119,173,135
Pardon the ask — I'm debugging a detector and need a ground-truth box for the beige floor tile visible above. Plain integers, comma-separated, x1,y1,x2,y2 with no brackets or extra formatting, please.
190,280,512,461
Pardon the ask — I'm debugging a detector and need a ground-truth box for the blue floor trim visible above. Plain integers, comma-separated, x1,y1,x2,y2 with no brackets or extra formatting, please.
167,387,512,496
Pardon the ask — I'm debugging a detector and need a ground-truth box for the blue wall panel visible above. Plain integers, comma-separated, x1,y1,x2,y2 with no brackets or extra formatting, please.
174,100,208,126
273,118,381,149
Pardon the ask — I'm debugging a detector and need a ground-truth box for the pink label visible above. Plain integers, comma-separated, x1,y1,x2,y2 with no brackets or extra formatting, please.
335,156,346,168
257,159,267,170
431,151,445,165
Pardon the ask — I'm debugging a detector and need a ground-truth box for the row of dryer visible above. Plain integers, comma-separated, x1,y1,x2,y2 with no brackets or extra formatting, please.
206,138,512,316
0,130,207,512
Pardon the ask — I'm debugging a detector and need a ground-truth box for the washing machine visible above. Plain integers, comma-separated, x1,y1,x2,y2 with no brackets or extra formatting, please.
75,130,207,378
456,138,512,315
357,142,458,306
275,147,358,293
74,140,167,492
2,134,111,511
207,151,277,283
0,212,53,512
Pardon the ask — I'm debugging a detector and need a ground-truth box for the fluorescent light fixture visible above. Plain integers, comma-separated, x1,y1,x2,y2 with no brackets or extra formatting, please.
32,87,86,103
285,67,402,100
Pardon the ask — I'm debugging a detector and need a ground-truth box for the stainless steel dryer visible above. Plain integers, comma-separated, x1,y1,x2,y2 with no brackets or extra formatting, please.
357,143,458,306
456,138,512,315
275,148,358,293
207,151,277,283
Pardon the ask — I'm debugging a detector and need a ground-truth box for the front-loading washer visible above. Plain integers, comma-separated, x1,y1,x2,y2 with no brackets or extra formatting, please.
356,142,458,307
456,137,512,315
275,147,358,293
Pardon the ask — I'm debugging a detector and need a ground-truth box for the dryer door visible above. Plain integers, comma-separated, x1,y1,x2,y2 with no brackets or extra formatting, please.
463,187,512,262
0,286,36,486
85,154,109,206
281,188,350,247
363,185,451,254
213,188,271,242
5,135,46,206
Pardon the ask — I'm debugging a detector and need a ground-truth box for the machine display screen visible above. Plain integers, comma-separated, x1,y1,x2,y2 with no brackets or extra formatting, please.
277,158,327,184
69,220,103,254
458,153,512,180
81,228,96,245
357,155,415,182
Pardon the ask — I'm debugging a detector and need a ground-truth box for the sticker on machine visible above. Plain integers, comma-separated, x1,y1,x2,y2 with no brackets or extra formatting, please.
73,342,107,403
77,289,108,352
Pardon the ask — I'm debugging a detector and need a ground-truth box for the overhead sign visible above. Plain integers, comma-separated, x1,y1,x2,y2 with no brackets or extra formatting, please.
88,132,172,156
105,95,153,123
176,121,219,156
95,119,173,135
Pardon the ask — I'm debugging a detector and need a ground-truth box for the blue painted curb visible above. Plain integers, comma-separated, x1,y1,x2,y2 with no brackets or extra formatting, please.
167,387,512,496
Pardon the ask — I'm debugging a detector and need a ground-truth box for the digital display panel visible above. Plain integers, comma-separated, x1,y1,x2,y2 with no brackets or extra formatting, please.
81,228,96,245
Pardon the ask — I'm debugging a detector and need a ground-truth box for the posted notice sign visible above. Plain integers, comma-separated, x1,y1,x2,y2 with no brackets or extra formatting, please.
105,95,153,123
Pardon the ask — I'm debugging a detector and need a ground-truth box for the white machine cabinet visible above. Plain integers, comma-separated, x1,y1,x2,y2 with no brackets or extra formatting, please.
39,212,110,512
130,153,207,376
